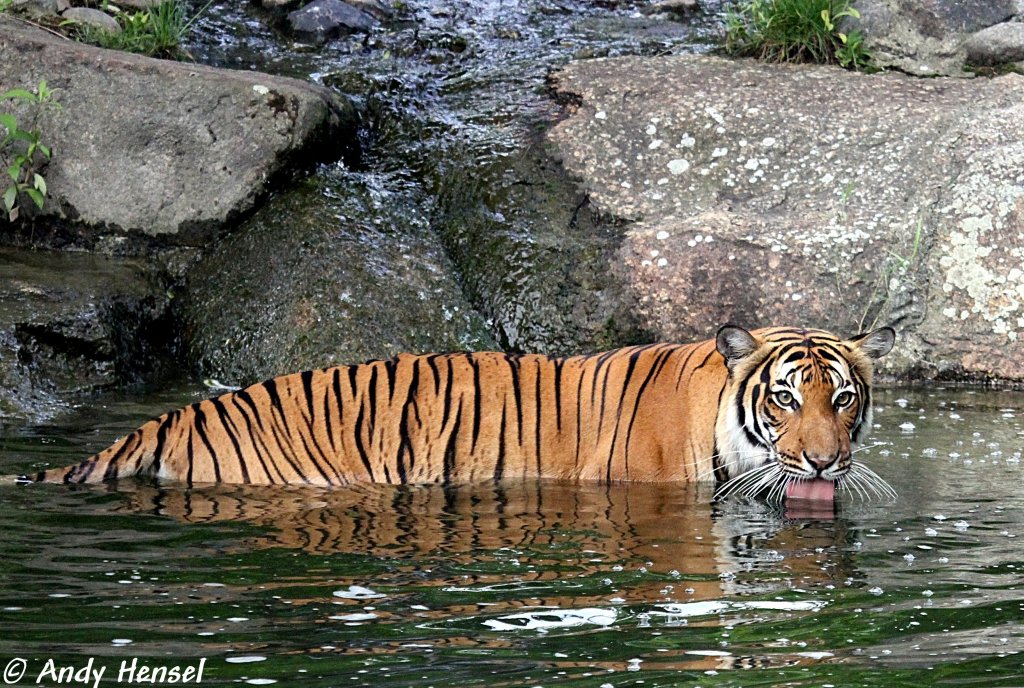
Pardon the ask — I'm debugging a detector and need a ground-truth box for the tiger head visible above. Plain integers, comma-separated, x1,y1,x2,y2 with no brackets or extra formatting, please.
712,325,896,503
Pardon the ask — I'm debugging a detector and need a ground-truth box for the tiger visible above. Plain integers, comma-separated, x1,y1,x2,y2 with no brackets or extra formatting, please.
16,325,896,502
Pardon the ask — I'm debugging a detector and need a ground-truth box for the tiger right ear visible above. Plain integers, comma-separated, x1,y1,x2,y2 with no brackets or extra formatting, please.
716,325,759,369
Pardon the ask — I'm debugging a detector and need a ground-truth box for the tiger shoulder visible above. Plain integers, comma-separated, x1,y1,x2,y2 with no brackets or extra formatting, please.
23,325,895,496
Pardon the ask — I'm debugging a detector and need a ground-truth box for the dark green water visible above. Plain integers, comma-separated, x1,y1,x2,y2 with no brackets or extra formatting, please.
1,386,1022,687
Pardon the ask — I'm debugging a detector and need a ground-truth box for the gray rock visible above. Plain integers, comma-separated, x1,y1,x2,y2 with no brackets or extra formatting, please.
287,0,377,43
548,55,1024,381
261,0,302,8
964,22,1024,66
0,247,170,422
61,7,121,34
8,0,65,19
0,15,358,241
178,173,496,383
642,0,699,17
850,0,1018,75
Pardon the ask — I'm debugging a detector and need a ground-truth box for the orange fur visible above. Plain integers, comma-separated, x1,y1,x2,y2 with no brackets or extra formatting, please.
30,326,894,488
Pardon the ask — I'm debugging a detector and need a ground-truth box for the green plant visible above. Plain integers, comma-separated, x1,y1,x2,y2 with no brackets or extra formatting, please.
69,0,215,60
856,215,924,332
724,0,872,70
1,80,59,222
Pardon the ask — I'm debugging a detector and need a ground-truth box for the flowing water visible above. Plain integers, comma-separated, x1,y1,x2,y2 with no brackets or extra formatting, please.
1,386,1022,687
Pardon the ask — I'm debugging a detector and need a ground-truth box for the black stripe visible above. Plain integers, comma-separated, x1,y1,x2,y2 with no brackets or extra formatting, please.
534,359,543,477
384,357,398,401
506,354,524,446
151,411,176,478
674,345,704,390
606,348,644,480
262,380,317,484
327,368,342,455
301,370,316,425
229,395,278,483
210,397,250,483
494,400,507,481
443,399,463,484
440,358,454,435
347,365,359,398
469,355,483,453
621,347,675,472
553,358,564,432
367,366,378,441
574,360,586,468
186,426,195,487
396,360,420,483
192,405,222,482
352,402,376,482
103,431,140,481
427,355,442,395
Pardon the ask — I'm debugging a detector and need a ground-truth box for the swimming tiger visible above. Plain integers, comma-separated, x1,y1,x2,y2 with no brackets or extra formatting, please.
17,325,896,502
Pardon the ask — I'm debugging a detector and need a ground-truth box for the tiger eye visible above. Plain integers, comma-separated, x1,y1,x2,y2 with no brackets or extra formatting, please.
773,390,794,407
834,391,855,408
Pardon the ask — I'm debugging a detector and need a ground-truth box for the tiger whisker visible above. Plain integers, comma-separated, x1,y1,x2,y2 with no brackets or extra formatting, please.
848,462,897,500
713,465,767,500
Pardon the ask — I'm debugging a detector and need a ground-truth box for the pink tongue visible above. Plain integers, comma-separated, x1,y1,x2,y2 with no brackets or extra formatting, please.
786,478,836,502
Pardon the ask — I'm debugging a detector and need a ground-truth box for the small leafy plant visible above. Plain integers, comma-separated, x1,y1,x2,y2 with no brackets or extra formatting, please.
72,1,189,59
1,81,59,222
69,0,215,60
724,0,872,70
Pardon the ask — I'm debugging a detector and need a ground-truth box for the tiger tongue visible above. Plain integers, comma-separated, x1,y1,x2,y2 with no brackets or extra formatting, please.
785,478,836,502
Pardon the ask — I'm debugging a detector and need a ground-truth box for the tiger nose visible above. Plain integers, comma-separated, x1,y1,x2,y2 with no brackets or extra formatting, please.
804,451,843,470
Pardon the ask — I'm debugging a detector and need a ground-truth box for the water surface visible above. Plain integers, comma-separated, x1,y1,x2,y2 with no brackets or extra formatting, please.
1,386,1022,686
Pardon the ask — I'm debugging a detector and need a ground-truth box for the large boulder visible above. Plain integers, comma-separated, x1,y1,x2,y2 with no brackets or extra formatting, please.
849,0,1021,75
0,15,357,241
547,55,1024,381
0,247,171,421
177,171,497,384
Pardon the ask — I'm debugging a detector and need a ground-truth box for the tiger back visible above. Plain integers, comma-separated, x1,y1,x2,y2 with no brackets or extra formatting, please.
24,325,895,494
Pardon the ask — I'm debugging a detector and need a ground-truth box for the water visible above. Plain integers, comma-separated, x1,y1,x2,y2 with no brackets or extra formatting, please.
1,386,1023,687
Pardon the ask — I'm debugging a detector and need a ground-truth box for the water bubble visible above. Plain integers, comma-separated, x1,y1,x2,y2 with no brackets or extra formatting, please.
899,422,916,432
869,587,884,595
954,520,970,530
925,528,938,536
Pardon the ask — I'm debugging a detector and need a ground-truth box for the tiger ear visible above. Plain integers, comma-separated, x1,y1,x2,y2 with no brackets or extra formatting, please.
848,326,896,359
716,324,759,369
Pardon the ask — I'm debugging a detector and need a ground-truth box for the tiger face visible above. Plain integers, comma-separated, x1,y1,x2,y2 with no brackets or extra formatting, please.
713,325,896,502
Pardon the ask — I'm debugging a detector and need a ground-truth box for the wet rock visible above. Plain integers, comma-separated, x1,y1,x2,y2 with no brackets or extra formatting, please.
0,15,358,241
642,0,699,17
548,55,1024,381
8,0,68,19
61,7,121,34
850,0,1018,75
287,0,377,43
0,248,171,422
178,171,496,383
964,22,1024,67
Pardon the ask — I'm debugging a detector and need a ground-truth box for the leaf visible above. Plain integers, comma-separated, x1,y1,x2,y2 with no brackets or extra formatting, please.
25,187,44,209
33,173,46,195
0,112,15,135
847,7,860,19
820,9,833,31
1,88,36,102
838,32,848,45
6,163,20,183
37,144,51,159
2,186,16,212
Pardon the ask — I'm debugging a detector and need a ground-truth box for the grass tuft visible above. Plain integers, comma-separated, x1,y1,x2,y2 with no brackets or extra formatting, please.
724,0,872,71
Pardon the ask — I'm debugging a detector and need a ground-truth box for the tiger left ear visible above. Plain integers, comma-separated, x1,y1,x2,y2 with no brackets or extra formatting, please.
849,326,896,359
716,324,759,369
